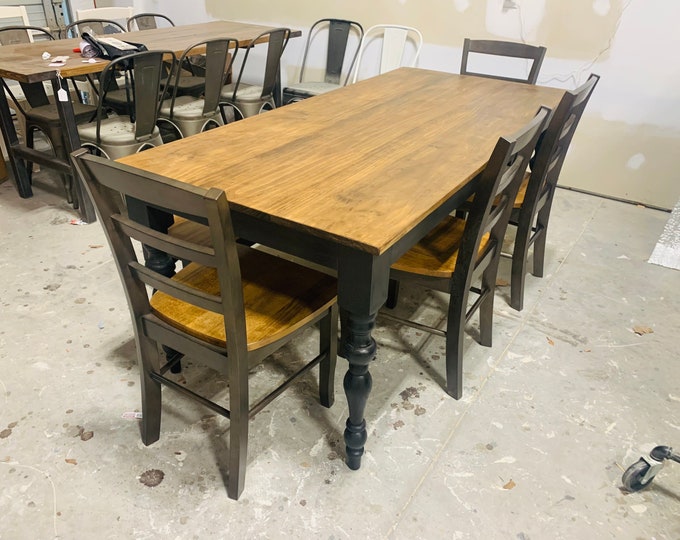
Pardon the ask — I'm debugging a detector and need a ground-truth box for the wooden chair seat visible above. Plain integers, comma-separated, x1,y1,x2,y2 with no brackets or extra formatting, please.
391,216,490,279
150,245,337,350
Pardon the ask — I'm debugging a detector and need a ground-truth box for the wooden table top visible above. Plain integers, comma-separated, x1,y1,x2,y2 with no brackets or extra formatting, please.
119,68,565,256
0,20,300,83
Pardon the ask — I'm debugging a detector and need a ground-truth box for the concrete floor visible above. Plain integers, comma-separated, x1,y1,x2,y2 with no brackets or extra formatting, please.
1,170,679,539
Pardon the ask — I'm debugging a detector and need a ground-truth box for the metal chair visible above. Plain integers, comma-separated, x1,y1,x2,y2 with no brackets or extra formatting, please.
505,74,600,310
72,149,338,500
126,13,174,31
62,18,126,38
351,24,423,83
77,50,173,160
460,38,547,84
220,27,290,119
381,107,551,399
282,18,363,105
0,25,97,205
75,6,135,25
158,38,237,140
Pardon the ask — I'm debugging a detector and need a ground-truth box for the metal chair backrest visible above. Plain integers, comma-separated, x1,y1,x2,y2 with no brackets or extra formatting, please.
352,24,423,83
0,6,30,28
167,38,238,117
94,50,173,142
76,7,135,22
231,28,291,101
460,38,547,84
64,18,126,39
298,18,363,87
127,13,175,31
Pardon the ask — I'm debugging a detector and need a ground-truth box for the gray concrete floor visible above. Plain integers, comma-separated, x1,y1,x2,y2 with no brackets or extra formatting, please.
1,169,679,539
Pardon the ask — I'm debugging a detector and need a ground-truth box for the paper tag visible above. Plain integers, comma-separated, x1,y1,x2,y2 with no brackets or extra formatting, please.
57,88,68,102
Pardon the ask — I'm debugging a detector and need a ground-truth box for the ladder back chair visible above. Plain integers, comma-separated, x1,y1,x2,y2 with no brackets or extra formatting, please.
282,18,363,105
127,13,174,31
506,74,600,310
71,149,338,500
460,38,547,84
158,38,238,140
351,24,423,83
220,27,291,119
0,25,96,206
381,107,551,399
77,50,173,160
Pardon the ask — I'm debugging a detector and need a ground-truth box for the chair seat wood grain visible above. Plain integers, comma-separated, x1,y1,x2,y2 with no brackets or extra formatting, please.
150,245,337,350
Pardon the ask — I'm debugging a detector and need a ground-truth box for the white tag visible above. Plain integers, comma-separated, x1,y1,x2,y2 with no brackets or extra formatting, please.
57,88,68,102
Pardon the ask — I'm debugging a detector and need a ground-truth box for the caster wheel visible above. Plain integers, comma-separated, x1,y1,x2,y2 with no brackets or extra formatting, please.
622,458,653,492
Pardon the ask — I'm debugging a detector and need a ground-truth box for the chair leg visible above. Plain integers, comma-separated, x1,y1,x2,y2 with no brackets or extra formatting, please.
445,295,467,400
478,287,495,348
319,304,338,408
510,227,531,312
25,126,35,183
532,228,547,278
385,278,399,309
227,358,249,500
139,337,162,445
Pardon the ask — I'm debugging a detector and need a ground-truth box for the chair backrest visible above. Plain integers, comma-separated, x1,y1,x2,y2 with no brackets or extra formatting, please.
0,6,30,28
456,106,551,288
76,7,135,22
524,74,600,217
71,150,249,363
127,13,175,31
351,24,423,83
298,18,364,86
95,49,173,142
168,38,238,116
460,38,547,84
64,18,126,38
232,27,290,100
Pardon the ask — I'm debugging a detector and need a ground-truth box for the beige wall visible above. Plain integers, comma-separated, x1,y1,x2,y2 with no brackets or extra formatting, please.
137,0,680,209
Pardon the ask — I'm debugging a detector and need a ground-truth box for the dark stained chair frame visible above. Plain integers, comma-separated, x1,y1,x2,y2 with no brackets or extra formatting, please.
382,107,551,399
506,74,600,310
72,149,338,500
460,38,547,84
282,18,364,105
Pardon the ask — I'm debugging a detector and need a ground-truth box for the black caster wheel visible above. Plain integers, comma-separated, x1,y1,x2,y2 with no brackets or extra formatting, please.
622,458,653,492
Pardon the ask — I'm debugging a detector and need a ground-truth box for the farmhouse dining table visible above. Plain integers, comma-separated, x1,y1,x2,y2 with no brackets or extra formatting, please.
118,68,565,470
0,20,300,221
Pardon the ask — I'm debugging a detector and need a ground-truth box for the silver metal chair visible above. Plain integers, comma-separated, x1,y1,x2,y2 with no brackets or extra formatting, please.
282,18,363,105
126,13,174,31
158,38,237,139
351,24,423,83
220,28,290,119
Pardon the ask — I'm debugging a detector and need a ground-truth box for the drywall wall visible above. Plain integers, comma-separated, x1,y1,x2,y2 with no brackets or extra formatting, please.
133,0,680,209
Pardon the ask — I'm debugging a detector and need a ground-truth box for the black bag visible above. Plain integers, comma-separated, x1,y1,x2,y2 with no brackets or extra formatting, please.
81,33,148,68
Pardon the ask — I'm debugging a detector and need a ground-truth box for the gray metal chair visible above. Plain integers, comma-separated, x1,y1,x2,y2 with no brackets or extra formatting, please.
382,107,551,399
72,149,338,500
506,74,600,310
0,25,97,205
220,27,290,119
282,18,363,105
460,38,547,84
158,38,237,139
126,12,174,31
62,18,126,38
77,50,173,160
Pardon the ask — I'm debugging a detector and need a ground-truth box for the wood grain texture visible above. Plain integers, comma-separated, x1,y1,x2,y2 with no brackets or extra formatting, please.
149,244,337,351
120,69,565,256
0,21,300,83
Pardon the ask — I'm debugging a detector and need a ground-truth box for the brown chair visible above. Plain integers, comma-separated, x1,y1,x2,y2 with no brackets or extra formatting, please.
0,25,97,205
460,38,547,84
71,149,338,500
381,106,551,399
506,74,600,310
